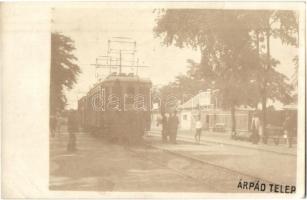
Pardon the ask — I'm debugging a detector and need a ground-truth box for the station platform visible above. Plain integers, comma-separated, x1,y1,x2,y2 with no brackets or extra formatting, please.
144,132,297,186
148,129,297,156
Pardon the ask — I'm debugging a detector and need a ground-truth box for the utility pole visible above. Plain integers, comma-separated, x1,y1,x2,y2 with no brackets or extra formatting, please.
119,50,122,74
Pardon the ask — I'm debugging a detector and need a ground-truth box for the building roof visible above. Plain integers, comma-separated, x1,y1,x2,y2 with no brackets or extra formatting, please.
179,90,215,110
179,90,254,111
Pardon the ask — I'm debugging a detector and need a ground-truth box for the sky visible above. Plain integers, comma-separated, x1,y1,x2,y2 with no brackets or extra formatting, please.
52,6,298,109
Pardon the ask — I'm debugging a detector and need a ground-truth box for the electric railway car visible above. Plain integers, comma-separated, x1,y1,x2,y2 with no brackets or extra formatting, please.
78,73,152,142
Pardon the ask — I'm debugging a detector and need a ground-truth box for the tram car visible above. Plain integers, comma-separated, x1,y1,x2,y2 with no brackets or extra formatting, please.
78,72,152,142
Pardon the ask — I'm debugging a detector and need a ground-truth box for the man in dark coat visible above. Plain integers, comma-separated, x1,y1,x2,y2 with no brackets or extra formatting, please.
168,111,179,144
250,112,260,144
161,113,169,143
67,111,78,152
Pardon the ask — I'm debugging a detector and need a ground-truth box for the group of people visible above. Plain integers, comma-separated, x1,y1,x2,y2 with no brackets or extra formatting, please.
249,112,296,148
160,111,180,144
158,111,296,148
159,112,203,144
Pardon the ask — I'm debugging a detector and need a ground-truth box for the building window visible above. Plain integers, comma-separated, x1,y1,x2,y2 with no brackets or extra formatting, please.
139,86,146,94
126,86,135,104
127,86,135,94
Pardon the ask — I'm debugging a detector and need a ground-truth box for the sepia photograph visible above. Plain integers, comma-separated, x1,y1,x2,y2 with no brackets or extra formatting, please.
49,4,304,194
1,2,306,199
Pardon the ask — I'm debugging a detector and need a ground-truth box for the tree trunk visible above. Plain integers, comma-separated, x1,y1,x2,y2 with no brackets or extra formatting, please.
261,89,267,143
230,103,237,139
261,27,271,144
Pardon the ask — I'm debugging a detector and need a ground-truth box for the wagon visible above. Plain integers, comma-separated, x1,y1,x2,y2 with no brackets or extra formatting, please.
78,73,152,143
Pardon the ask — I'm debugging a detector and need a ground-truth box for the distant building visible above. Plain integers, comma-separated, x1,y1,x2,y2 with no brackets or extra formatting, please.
179,90,217,130
178,90,254,133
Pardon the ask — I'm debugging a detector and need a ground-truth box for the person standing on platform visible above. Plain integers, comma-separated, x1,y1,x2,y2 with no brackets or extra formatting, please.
194,116,202,143
67,111,78,152
161,113,169,143
169,111,179,144
250,112,260,144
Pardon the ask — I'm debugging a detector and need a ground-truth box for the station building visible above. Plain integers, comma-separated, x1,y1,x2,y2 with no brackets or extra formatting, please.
178,90,253,133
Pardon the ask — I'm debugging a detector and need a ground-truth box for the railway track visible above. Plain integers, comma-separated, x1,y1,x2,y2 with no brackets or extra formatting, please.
149,142,277,184
125,142,275,193
124,145,218,189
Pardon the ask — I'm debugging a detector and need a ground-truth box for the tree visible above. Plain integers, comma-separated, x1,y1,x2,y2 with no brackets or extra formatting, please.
50,32,81,116
291,13,299,102
154,9,297,138
156,59,209,113
154,9,260,135
242,10,298,142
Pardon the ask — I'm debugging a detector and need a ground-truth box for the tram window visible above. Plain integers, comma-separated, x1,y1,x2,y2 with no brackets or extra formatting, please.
126,86,135,104
139,87,146,94
127,86,135,94
104,87,109,95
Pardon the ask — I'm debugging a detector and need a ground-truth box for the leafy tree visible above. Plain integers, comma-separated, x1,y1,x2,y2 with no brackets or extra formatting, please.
157,60,209,113
154,9,260,135
291,55,298,103
50,32,81,116
154,9,297,138
291,13,299,101
242,10,297,141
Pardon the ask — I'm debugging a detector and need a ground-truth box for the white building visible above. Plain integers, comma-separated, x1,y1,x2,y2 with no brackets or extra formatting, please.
179,90,217,130
178,90,253,133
